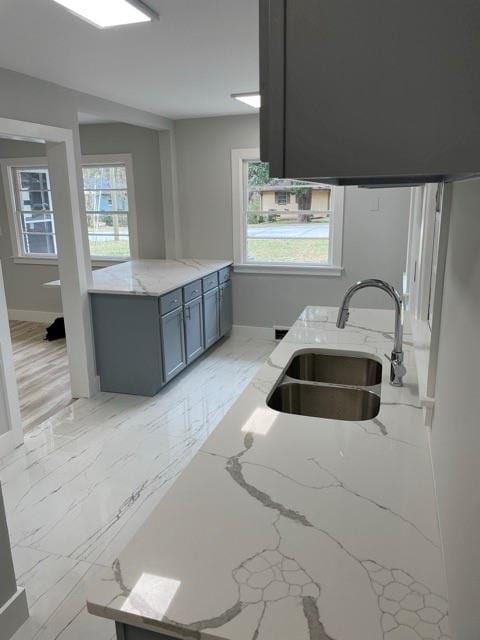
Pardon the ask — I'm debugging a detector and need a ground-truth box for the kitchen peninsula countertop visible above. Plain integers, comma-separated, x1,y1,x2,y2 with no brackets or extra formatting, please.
86,306,451,640
44,258,233,296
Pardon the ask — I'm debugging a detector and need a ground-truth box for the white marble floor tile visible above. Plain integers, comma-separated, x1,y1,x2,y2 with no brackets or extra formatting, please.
1,334,275,640
11,563,114,640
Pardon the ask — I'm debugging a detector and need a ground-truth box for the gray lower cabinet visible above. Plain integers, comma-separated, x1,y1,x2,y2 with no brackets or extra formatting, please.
184,296,204,363
203,287,220,348
116,622,175,639
160,307,186,382
219,281,233,337
91,268,233,397
91,294,164,396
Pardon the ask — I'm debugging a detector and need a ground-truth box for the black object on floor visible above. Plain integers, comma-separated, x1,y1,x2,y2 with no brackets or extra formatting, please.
45,317,66,341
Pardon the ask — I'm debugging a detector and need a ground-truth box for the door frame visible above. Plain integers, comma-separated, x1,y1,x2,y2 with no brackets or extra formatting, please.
0,117,97,453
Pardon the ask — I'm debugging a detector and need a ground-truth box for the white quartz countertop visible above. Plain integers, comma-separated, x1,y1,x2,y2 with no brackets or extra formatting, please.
44,258,233,296
86,307,451,640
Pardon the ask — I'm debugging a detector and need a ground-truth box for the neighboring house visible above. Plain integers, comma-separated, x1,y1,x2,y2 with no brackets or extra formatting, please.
253,181,331,213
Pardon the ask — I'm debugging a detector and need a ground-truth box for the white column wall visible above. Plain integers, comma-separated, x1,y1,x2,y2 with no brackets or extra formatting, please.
429,176,480,640
46,138,96,398
0,262,22,452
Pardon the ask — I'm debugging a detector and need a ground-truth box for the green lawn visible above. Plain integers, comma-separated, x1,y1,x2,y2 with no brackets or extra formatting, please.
247,238,329,263
89,238,130,257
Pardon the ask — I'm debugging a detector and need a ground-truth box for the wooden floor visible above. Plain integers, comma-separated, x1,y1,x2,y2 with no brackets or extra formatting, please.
9,320,72,431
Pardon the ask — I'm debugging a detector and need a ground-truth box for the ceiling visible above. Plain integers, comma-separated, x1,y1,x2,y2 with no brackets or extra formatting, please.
0,0,259,120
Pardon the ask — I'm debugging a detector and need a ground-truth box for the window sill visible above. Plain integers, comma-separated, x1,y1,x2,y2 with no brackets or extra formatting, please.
12,256,130,267
13,257,58,266
233,263,343,276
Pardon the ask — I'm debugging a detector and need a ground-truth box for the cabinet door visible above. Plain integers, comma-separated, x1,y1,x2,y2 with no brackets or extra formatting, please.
259,0,286,178
261,0,480,182
160,307,186,382
203,288,220,349
184,297,204,363
219,281,233,337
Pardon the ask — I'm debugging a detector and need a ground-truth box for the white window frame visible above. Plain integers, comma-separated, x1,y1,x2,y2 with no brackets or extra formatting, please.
82,154,139,261
406,182,443,327
0,153,138,265
231,148,344,276
405,181,450,420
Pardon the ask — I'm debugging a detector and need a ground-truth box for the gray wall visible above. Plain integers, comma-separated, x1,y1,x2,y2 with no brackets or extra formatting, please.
79,123,164,260
175,114,411,327
0,123,164,313
0,139,62,313
429,177,480,639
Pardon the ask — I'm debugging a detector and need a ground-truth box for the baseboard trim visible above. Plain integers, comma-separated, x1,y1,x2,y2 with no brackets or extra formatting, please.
8,309,60,324
0,587,29,640
0,429,23,458
232,324,273,340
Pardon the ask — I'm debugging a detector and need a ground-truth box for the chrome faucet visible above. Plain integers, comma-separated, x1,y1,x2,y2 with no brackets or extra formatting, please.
336,279,406,386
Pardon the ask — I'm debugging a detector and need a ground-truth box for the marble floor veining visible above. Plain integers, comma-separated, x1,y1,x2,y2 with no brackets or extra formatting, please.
0,332,276,640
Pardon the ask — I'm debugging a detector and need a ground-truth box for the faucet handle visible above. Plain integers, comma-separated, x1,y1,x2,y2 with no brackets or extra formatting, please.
384,352,406,386
336,307,350,328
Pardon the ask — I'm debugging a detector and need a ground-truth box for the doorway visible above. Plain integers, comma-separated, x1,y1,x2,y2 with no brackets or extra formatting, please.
0,116,97,455
0,137,73,430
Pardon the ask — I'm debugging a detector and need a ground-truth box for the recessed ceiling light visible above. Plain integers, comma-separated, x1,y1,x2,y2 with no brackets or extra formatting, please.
231,93,261,109
51,0,158,28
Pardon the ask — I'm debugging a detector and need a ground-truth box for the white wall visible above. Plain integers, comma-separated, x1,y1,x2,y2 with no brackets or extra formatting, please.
0,123,165,314
429,177,480,640
175,114,411,327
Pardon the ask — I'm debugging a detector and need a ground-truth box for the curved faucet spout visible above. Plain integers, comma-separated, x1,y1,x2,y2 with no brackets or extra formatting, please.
336,279,405,386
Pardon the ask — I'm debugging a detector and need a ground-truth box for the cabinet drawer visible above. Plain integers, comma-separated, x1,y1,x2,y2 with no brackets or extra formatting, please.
159,288,182,316
183,280,202,303
202,272,218,292
218,266,231,284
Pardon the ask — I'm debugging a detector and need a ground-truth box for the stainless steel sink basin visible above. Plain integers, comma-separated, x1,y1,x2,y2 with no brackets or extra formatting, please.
267,382,381,421
285,351,382,386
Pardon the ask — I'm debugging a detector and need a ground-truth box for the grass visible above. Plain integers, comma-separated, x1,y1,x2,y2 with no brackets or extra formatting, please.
89,238,131,257
247,238,329,263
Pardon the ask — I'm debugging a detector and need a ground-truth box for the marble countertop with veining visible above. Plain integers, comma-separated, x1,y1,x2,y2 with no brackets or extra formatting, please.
86,307,451,640
44,258,233,296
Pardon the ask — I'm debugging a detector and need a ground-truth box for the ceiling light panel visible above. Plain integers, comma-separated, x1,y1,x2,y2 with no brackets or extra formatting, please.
231,93,261,109
51,0,157,28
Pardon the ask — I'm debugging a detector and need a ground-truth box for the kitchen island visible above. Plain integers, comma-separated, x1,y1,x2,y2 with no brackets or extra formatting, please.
47,259,233,396
86,306,451,640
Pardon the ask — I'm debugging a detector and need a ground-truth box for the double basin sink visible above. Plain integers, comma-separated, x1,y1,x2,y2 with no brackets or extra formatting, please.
267,351,382,421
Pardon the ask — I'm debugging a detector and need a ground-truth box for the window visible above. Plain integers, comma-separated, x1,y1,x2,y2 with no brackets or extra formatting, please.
406,182,445,330
1,154,137,262
232,148,344,274
9,166,57,256
82,160,133,259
